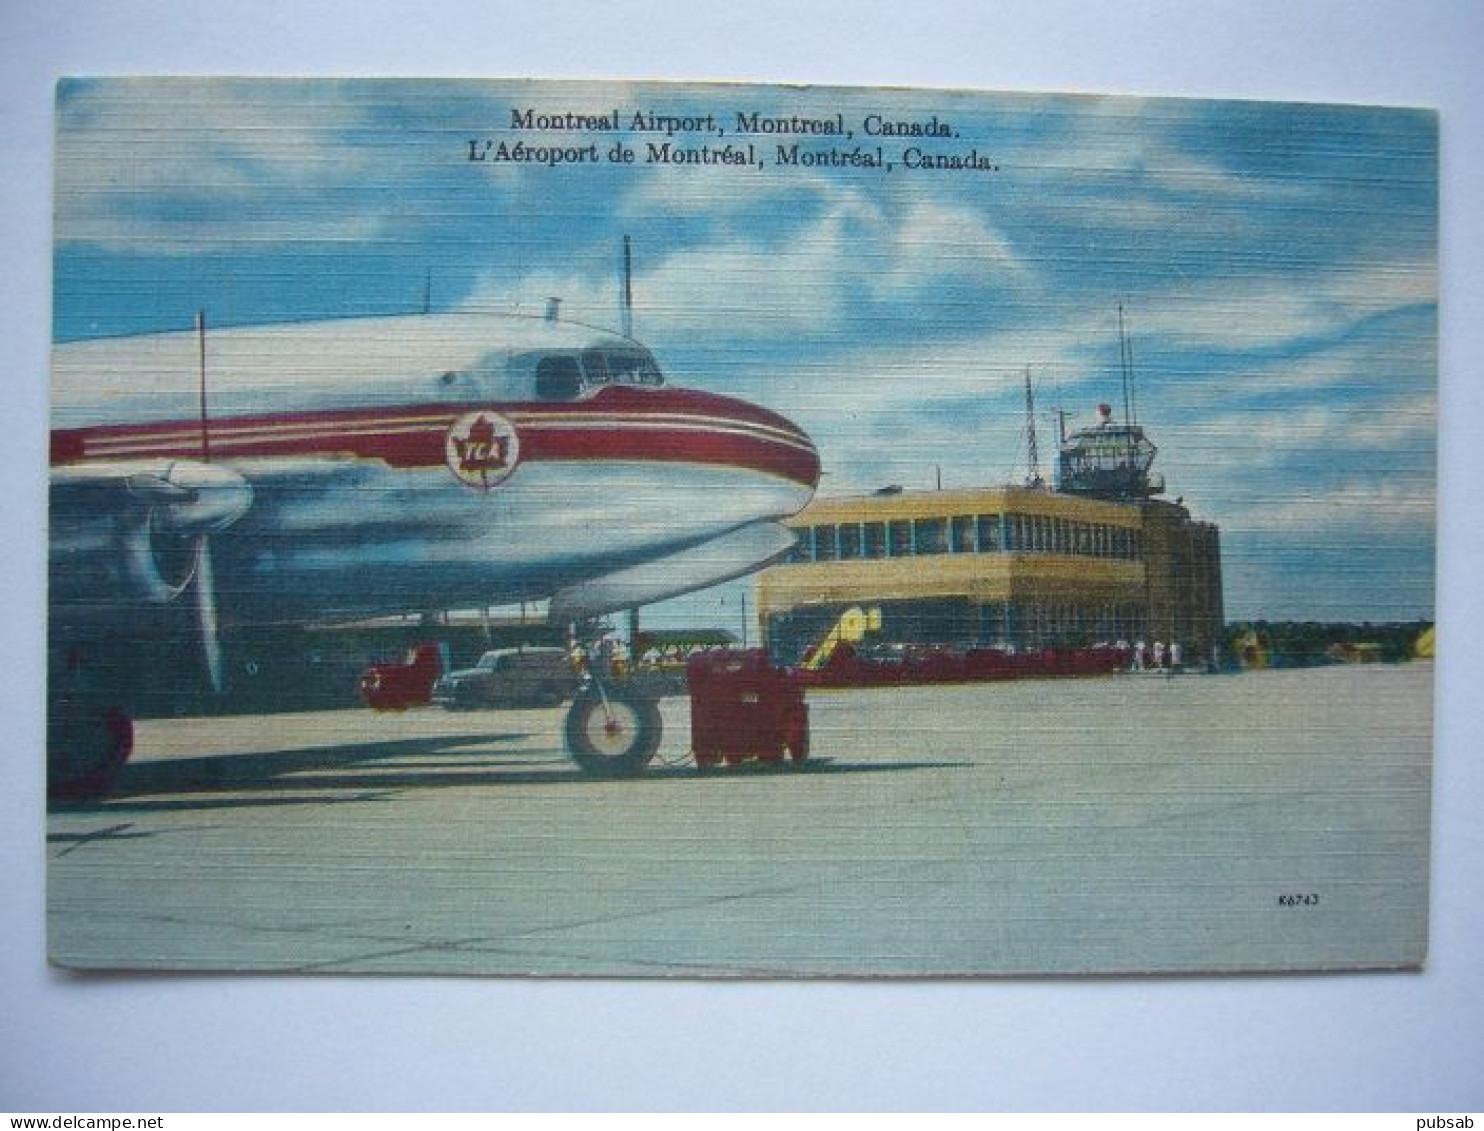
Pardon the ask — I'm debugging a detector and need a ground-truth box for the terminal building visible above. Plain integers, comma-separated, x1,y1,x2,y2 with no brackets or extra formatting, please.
757,403,1224,666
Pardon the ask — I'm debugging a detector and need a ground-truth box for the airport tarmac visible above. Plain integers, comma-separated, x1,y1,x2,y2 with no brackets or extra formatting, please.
47,663,1432,976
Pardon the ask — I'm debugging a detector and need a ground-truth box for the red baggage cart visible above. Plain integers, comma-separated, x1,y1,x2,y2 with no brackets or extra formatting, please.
687,649,809,769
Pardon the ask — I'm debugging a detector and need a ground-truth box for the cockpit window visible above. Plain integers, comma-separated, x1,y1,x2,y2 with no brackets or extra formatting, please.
535,355,583,401
583,348,664,387
517,346,664,401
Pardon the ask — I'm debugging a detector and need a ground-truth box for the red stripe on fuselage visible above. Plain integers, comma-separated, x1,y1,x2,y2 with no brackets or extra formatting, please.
50,386,821,488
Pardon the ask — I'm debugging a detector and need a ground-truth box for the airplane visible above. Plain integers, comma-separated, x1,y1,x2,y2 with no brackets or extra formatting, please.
48,307,820,796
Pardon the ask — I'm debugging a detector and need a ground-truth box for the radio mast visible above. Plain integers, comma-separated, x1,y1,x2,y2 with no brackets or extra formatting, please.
1024,368,1044,489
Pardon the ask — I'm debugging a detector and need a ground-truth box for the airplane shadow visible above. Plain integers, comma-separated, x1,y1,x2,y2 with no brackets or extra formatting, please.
53,732,532,814
50,728,967,815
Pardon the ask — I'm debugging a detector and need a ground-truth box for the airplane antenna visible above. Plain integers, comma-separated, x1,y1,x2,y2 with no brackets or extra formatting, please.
621,235,634,338
196,310,210,462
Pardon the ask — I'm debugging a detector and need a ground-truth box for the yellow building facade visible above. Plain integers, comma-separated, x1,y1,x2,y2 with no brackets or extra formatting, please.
757,485,1223,665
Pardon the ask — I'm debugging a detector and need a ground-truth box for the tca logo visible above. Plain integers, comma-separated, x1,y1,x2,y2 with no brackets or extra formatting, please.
445,411,520,491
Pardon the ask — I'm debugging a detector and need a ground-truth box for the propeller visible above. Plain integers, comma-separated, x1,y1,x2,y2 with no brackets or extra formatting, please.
121,462,249,695
194,535,224,694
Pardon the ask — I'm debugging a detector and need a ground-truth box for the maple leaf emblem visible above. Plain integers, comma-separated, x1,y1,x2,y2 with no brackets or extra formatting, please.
451,414,509,486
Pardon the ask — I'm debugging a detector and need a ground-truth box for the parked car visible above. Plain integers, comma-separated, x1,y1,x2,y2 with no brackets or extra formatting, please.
359,642,448,710
431,647,579,709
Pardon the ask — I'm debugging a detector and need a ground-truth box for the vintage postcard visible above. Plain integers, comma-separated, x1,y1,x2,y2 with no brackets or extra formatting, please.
47,78,1436,975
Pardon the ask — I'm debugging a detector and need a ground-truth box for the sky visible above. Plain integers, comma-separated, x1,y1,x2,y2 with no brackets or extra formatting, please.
52,77,1438,625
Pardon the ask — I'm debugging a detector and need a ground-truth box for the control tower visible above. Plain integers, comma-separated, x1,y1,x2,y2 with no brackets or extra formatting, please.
1057,403,1166,501
1057,306,1166,502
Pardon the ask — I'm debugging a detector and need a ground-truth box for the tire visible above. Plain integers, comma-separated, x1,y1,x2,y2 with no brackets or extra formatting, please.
563,684,662,777
48,679,134,801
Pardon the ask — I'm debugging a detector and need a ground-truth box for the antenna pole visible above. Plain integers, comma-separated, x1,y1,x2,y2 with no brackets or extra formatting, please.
196,310,210,462
621,235,634,338
1024,367,1042,488
1125,317,1139,426
1117,303,1133,428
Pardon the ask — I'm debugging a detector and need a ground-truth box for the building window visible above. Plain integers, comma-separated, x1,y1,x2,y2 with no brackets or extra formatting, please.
951,515,976,553
916,517,948,555
977,514,1001,553
888,519,912,558
814,524,837,561
839,522,863,560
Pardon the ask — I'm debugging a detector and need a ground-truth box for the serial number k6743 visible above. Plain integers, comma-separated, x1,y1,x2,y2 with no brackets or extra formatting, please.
1278,893,1321,907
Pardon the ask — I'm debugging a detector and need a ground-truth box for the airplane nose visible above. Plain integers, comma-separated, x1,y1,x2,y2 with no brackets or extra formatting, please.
672,387,820,493
520,383,819,500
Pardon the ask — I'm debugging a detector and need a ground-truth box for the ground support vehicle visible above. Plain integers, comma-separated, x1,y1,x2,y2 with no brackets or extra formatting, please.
359,642,447,710
687,649,809,769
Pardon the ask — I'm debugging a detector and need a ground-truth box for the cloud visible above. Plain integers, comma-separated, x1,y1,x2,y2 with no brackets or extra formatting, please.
463,182,1032,345
1123,260,1435,353
869,198,1032,301
50,79,1438,620
55,78,391,250
462,220,853,337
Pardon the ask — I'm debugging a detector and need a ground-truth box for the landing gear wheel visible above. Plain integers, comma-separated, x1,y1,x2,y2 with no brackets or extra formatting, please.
48,701,134,800
48,647,135,800
564,684,662,777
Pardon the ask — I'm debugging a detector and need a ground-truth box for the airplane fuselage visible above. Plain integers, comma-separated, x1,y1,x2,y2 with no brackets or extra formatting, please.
49,313,820,629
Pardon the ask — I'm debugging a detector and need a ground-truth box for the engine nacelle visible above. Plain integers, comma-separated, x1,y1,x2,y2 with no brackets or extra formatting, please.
120,463,253,602
50,460,253,607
